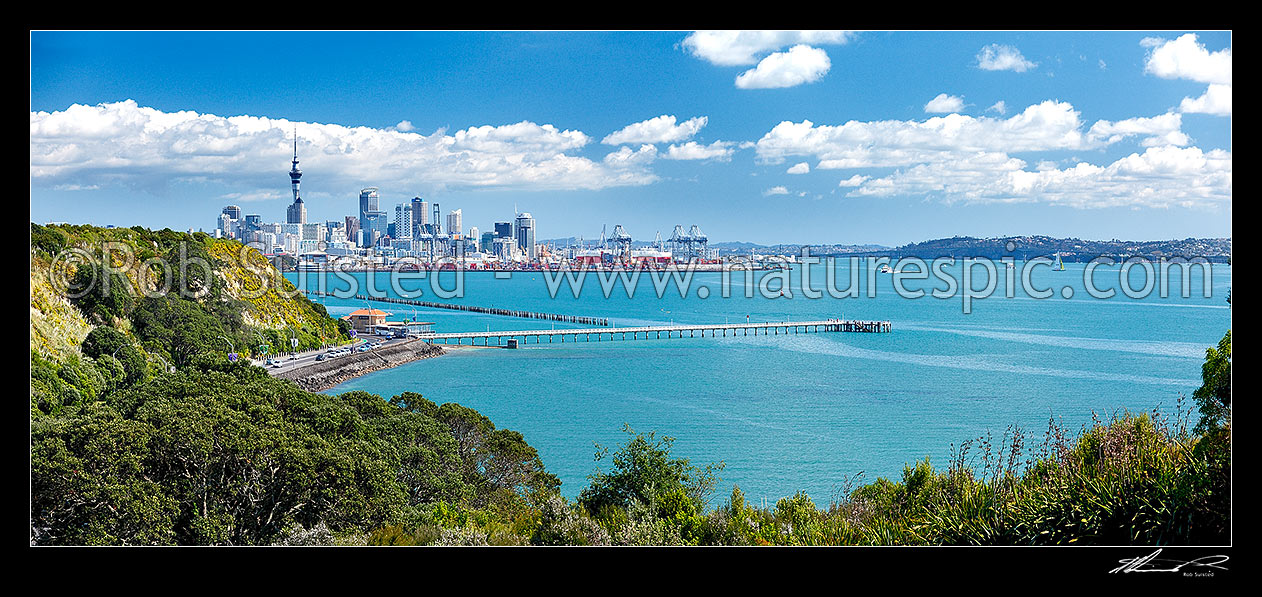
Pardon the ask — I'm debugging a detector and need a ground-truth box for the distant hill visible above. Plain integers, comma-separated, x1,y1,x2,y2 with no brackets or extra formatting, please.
818,235,1232,262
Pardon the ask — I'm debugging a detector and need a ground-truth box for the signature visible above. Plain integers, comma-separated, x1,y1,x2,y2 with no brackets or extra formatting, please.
1109,549,1229,574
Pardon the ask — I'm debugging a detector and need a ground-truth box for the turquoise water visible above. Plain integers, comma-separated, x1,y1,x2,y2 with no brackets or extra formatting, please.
290,260,1231,504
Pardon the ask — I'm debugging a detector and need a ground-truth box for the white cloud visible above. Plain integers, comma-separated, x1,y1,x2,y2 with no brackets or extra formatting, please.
1142,33,1231,85
662,140,735,161
1179,83,1232,116
837,175,868,187
763,185,789,196
753,99,1225,209
924,93,966,114
734,45,831,89
29,100,659,195
602,115,708,145
976,44,1037,72
787,162,810,174
682,30,854,66
603,144,658,168
1087,112,1188,147
757,101,1102,170
847,145,1230,209
987,101,1007,115
394,120,415,132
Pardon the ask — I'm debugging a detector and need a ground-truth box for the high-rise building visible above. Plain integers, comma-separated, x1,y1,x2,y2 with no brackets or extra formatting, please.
344,216,360,246
446,209,462,240
481,231,495,253
358,188,387,247
394,204,413,240
411,197,428,239
223,205,242,221
494,221,512,239
286,130,306,225
217,213,236,239
515,212,536,261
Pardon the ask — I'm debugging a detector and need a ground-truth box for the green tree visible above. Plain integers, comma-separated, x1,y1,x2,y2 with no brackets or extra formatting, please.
1193,330,1231,433
578,425,724,522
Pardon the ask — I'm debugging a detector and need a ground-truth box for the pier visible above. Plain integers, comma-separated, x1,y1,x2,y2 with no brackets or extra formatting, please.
301,290,610,326
417,319,891,346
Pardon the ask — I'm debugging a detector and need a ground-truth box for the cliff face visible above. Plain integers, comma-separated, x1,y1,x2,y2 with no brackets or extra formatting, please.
29,223,345,363
30,253,93,361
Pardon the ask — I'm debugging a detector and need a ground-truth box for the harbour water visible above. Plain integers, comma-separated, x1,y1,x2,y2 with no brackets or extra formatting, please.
291,259,1231,504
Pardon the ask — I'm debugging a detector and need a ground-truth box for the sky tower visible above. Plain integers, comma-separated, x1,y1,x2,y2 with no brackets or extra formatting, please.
285,127,306,224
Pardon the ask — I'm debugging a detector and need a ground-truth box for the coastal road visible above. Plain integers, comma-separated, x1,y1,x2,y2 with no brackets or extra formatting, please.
256,336,412,376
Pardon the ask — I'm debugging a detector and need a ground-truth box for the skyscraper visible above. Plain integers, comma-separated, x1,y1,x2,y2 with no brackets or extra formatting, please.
286,129,306,225
344,216,360,246
515,212,536,261
358,187,386,247
411,196,428,239
358,187,379,227
223,205,242,220
394,204,413,240
494,221,512,239
447,209,462,240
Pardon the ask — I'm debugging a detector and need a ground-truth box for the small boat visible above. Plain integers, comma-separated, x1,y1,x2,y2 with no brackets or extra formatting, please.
879,264,893,274
1054,253,1065,271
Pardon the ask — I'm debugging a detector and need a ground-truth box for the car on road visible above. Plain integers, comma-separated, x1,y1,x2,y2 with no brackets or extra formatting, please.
315,354,326,362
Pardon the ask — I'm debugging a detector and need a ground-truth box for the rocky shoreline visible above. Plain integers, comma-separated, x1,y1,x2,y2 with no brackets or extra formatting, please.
275,339,447,392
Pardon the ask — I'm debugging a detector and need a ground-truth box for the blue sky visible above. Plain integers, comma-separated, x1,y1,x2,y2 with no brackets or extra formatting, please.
30,30,1231,246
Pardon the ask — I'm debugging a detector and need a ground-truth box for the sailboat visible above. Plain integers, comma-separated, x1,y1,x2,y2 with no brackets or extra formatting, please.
1054,252,1065,271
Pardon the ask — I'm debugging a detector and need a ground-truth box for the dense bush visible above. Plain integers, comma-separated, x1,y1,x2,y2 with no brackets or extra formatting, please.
31,366,558,545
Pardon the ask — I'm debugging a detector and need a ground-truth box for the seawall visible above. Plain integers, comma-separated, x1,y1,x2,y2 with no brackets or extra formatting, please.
276,338,446,392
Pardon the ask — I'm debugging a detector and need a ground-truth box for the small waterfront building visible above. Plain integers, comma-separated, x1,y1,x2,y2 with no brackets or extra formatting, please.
342,308,391,333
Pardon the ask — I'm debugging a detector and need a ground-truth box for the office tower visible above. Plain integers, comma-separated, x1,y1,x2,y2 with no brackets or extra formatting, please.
515,212,536,261
223,205,242,221
344,216,359,245
394,204,413,240
217,213,235,239
358,187,380,228
447,209,462,240
481,231,495,253
494,221,512,239
411,196,428,238
286,130,306,225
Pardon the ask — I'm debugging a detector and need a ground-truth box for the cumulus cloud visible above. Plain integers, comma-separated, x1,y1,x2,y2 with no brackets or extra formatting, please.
1087,112,1188,147
734,45,832,89
763,186,789,196
787,162,810,174
602,115,708,145
1142,34,1232,118
987,101,1007,115
976,44,1037,72
924,93,966,114
847,145,1231,209
394,120,415,132
837,174,868,187
1179,83,1232,116
603,144,658,168
662,140,735,161
682,30,854,66
29,100,661,197
757,101,1108,169
753,99,1224,209
1142,33,1231,85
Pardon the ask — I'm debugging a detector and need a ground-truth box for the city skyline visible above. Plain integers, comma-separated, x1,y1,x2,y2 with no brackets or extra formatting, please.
30,30,1231,245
